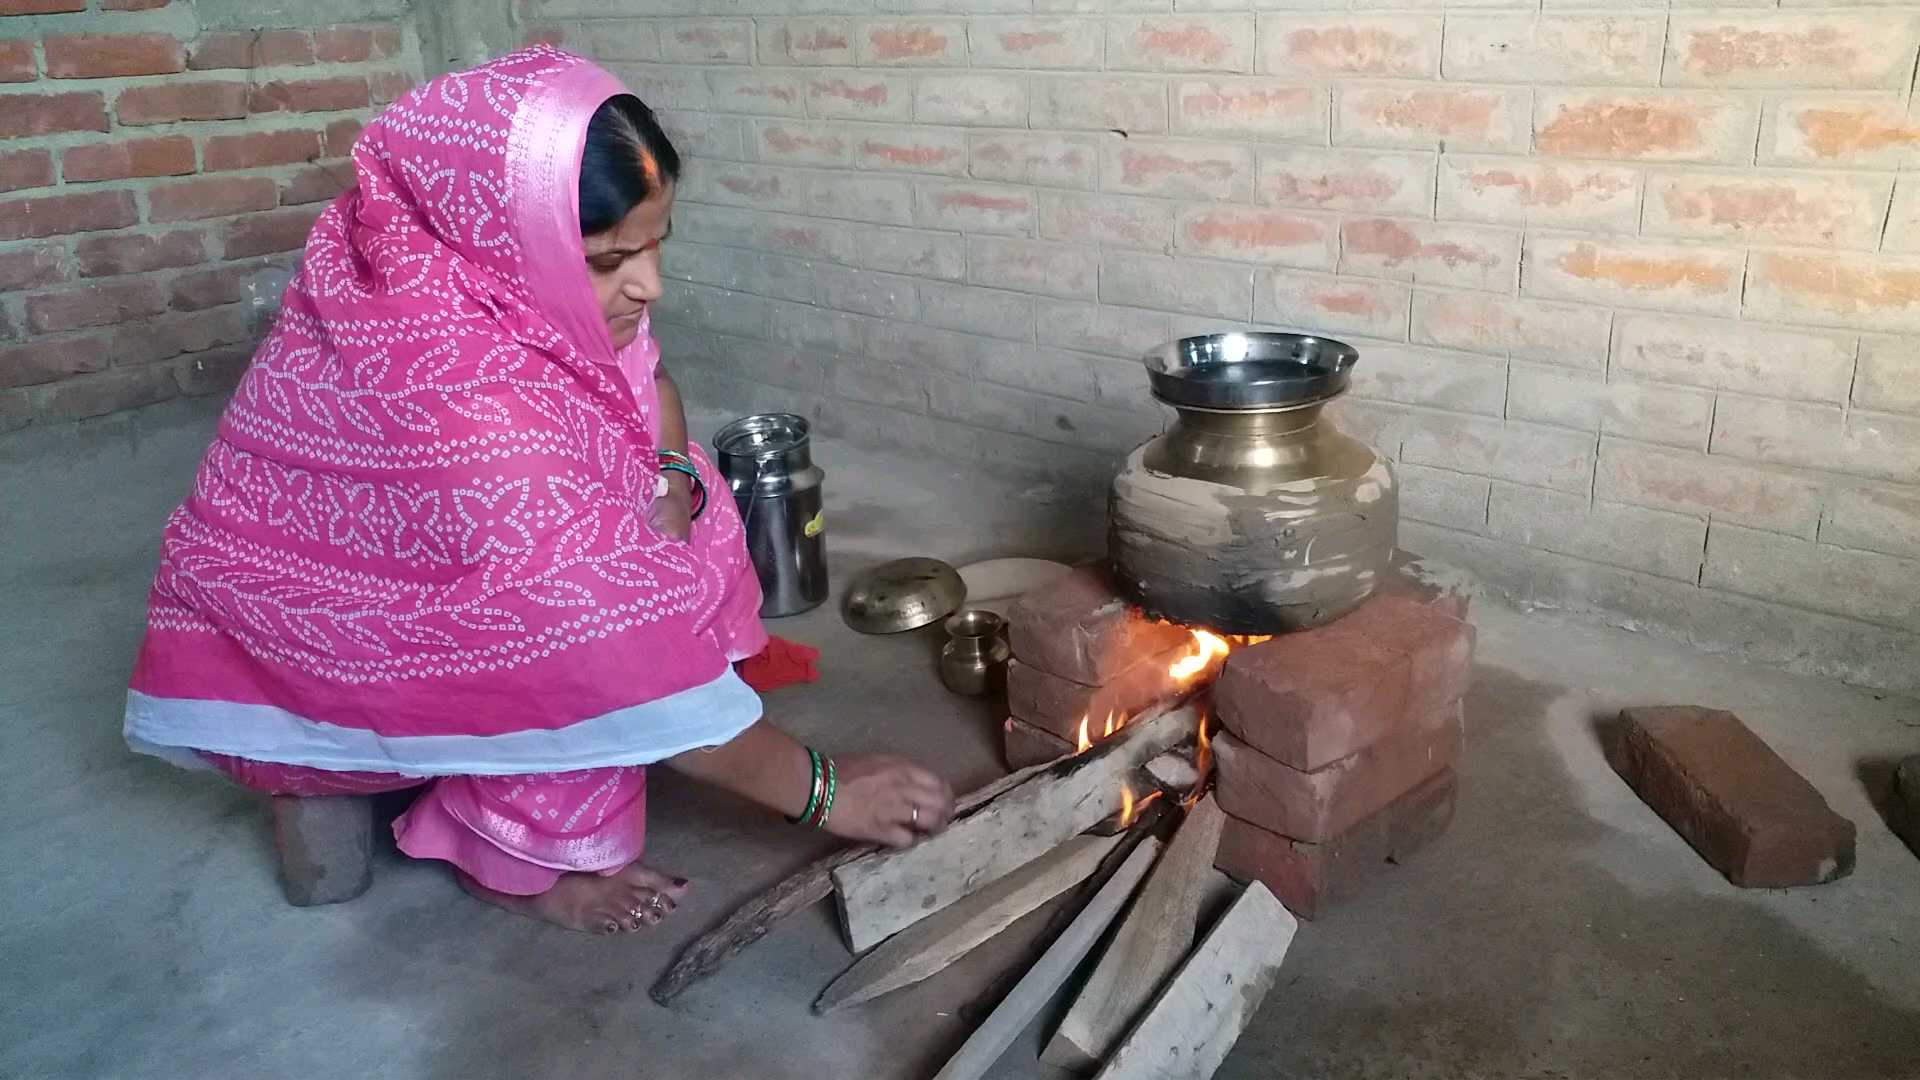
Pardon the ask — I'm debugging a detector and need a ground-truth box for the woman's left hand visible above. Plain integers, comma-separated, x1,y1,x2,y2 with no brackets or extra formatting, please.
649,484,692,542
823,753,956,848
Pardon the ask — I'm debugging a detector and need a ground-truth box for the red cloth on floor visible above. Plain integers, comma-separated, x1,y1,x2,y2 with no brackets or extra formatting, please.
736,635,820,693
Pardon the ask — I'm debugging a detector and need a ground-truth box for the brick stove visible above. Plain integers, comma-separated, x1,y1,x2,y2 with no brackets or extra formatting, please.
1003,553,1475,920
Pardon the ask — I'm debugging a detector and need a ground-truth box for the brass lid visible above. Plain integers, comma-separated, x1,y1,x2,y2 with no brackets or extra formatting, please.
842,557,967,634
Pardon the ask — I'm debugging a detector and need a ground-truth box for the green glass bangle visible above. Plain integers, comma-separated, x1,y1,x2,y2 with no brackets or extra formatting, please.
814,756,838,830
788,747,822,825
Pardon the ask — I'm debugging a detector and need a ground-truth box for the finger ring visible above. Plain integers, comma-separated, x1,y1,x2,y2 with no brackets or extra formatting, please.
910,806,920,827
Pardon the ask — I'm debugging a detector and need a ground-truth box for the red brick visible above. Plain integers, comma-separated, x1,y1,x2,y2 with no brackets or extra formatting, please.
249,77,370,114
0,189,136,240
1003,717,1073,770
224,206,321,258
1215,703,1460,843
1337,85,1527,153
115,82,249,125
313,23,401,64
1007,565,1191,686
169,263,253,310
1259,15,1438,78
1339,217,1518,291
188,30,314,70
1535,91,1757,164
0,92,109,138
1667,13,1917,90
0,334,111,389
45,33,186,78
74,230,205,277
1173,79,1321,140
0,40,34,82
0,149,54,193
112,304,253,365
860,21,962,66
1217,769,1457,920
61,136,195,182
1610,706,1855,888
1103,139,1252,202
32,364,177,422
1176,206,1335,268
1109,16,1255,74
26,279,169,333
0,0,86,12
0,243,64,293
1007,643,1192,743
148,176,277,223
280,161,353,206
324,118,363,157
1216,594,1473,771
203,129,322,172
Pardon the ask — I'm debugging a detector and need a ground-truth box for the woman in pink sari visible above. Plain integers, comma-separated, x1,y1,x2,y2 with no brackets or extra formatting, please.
124,47,954,935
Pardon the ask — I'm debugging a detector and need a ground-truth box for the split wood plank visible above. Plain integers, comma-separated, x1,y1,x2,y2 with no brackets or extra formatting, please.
650,760,1055,1006
1144,747,1200,795
1093,881,1298,1080
931,839,1164,1080
813,832,1123,1013
1042,795,1231,1071
833,702,1198,952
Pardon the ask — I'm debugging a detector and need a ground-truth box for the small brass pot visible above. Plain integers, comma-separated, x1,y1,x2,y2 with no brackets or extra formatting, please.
939,609,1011,698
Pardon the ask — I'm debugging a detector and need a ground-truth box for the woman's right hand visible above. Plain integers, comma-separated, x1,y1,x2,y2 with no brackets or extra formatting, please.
823,753,955,848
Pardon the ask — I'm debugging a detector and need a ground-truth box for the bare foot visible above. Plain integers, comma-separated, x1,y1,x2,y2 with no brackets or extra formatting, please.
456,862,689,935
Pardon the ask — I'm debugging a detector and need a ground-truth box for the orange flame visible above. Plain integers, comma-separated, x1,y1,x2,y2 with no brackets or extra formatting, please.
1117,784,1163,829
1076,713,1091,753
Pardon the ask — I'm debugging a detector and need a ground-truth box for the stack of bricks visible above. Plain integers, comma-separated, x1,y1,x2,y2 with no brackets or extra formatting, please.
1001,564,1194,770
1211,561,1474,919
0,2,419,431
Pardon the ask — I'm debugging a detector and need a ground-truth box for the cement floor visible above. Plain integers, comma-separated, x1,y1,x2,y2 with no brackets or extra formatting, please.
3,396,1918,1080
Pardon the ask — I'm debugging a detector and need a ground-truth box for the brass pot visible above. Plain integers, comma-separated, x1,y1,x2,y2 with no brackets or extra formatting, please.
939,609,1011,697
1108,332,1397,635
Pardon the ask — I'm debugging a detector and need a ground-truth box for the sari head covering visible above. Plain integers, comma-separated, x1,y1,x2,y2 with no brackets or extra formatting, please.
125,47,768,776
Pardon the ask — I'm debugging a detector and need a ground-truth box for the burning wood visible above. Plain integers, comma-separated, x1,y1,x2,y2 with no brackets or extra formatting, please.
831,701,1198,952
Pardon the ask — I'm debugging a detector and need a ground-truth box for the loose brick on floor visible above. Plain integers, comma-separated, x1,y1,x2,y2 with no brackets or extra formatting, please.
1006,640,1189,743
272,794,374,907
1214,701,1462,843
1215,594,1472,772
1610,706,1855,888
1216,769,1457,920
1003,716,1074,770
1007,564,1189,686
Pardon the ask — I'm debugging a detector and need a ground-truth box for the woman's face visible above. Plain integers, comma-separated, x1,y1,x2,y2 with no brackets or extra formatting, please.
583,180,674,351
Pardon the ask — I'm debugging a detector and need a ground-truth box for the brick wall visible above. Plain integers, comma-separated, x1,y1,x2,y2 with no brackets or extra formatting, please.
0,0,419,428
515,1,1920,690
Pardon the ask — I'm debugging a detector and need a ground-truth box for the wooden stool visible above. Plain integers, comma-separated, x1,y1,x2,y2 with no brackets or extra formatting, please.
271,794,374,906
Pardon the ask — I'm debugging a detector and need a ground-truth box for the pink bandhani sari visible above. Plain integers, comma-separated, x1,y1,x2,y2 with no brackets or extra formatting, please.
124,48,768,894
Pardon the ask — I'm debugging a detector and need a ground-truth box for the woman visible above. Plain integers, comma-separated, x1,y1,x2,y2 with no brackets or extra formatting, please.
123,47,955,935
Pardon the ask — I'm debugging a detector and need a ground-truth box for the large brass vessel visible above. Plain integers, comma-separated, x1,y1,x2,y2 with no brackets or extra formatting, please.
1108,332,1397,635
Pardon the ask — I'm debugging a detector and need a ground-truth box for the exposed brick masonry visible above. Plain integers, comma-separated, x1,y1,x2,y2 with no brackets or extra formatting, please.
514,3,1920,694
0,2,419,426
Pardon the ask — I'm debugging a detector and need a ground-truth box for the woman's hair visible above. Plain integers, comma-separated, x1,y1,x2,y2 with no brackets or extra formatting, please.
578,94,681,236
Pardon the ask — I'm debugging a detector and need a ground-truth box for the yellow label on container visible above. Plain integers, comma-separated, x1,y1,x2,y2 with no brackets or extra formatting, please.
803,511,826,538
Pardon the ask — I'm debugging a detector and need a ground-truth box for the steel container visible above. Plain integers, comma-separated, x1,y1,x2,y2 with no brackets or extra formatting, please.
715,413,828,618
